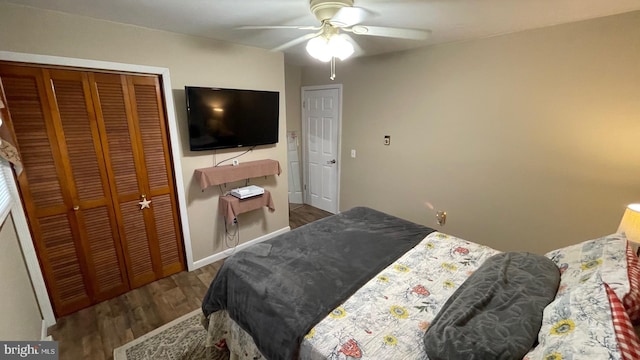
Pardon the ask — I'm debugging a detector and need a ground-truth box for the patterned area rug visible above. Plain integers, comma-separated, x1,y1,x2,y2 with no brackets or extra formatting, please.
113,309,229,360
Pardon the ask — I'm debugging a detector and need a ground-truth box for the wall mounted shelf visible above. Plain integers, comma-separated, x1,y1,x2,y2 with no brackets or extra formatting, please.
219,191,275,225
194,159,281,223
194,159,281,190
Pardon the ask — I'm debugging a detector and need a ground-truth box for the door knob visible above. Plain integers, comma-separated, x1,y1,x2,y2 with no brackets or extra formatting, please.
73,205,80,211
327,159,336,164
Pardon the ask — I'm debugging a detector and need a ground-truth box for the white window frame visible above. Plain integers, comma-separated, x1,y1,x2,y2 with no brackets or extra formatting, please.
0,159,56,328
0,160,13,222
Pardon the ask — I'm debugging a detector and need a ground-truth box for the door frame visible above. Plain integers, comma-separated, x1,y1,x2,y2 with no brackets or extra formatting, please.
301,84,342,214
286,131,303,204
0,50,194,328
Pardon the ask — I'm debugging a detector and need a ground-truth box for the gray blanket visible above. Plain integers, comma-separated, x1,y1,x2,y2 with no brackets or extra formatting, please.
424,252,560,360
202,207,434,360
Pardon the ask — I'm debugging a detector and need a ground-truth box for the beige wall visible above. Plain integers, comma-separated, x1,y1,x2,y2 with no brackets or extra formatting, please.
285,64,303,137
302,11,640,254
0,3,289,263
0,214,42,340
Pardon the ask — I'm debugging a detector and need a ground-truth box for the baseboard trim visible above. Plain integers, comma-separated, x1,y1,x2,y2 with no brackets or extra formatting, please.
191,226,291,270
41,320,52,341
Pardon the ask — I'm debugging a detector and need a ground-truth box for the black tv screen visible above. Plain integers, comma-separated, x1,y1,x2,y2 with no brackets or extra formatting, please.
185,86,279,151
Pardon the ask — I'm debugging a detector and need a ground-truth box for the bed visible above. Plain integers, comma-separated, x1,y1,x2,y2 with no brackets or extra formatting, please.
202,207,640,360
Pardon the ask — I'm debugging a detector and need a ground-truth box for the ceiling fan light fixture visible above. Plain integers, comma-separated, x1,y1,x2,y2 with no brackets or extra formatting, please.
328,34,354,60
306,34,354,62
306,36,333,62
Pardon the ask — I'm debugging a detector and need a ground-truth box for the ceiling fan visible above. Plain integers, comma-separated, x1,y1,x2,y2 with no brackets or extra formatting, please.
238,0,430,78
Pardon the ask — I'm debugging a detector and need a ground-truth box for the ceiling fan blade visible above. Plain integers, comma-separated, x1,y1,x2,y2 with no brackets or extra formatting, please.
271,31,322,52
351,25,430,40
342,34,364,57
237,25,321,31
329,6,371,27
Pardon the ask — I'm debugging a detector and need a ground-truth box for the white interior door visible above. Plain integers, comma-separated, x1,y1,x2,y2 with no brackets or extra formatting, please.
287,131,303,204
302,86,341,214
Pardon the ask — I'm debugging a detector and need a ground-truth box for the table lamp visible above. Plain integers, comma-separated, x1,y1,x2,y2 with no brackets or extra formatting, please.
618,203,640,255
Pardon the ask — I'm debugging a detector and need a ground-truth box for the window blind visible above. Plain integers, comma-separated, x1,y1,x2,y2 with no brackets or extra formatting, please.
0,161,13,222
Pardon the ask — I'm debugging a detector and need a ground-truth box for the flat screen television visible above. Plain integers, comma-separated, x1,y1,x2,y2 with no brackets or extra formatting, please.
185,86,280,151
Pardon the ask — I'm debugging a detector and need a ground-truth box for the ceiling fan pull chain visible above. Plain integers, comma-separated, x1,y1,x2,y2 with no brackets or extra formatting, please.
330,56,336,80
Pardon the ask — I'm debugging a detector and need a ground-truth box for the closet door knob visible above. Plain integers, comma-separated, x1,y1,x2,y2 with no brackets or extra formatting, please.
73,205,80,211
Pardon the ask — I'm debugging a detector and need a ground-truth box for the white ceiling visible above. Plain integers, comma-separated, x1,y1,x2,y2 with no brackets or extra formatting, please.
3,0,640,65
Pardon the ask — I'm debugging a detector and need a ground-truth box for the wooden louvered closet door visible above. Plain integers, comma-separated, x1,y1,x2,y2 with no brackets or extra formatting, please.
0,65,129,316
0,63,185,317
92,73,184,288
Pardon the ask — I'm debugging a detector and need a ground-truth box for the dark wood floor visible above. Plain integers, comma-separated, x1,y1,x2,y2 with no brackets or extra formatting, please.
289,203,333,229
49,204,332,360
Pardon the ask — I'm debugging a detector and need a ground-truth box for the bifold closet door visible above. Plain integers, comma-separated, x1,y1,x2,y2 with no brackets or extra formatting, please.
0,65,129,316
127,75,184,279
0,63,185,316
92,73,184,288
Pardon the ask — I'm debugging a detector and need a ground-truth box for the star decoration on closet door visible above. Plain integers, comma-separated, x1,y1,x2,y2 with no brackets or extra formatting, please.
139,197,151,210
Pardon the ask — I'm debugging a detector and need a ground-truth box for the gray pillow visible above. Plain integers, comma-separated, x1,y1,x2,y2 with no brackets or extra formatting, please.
423,252,560,360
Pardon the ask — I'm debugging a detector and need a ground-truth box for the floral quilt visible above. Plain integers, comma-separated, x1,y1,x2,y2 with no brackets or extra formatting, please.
205,232,631,359
299,232,500,359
